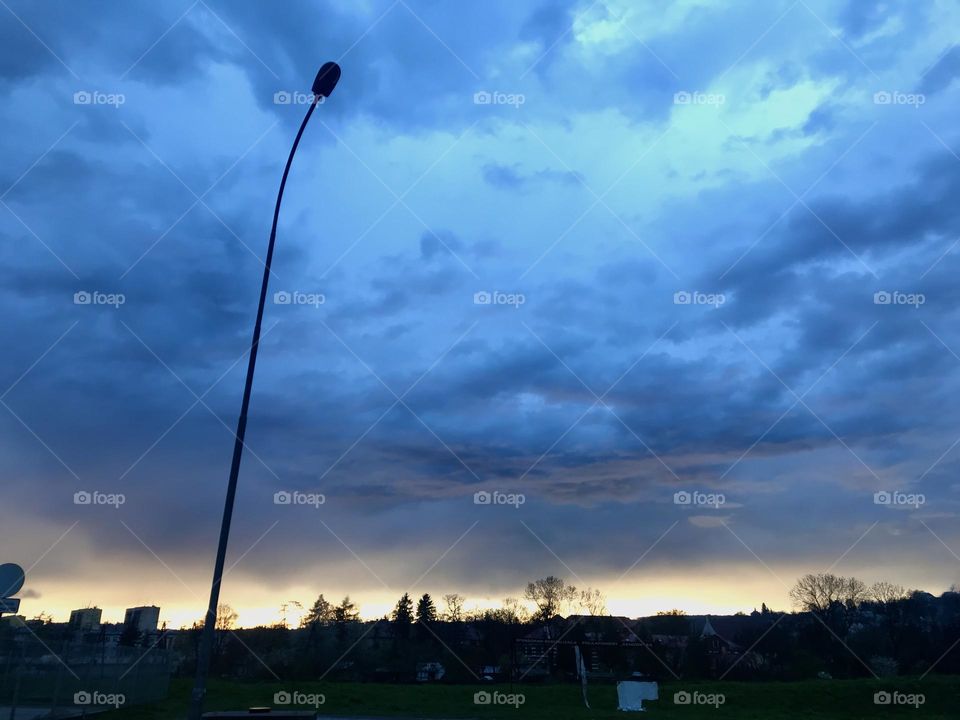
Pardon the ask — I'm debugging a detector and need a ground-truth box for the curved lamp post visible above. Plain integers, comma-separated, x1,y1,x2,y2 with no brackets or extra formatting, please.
187,62,342,720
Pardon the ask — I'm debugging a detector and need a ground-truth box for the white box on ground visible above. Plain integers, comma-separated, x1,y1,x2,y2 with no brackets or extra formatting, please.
617,681,658,711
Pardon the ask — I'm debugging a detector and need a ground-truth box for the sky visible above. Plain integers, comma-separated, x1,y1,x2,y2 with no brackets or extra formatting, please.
2,0,960,629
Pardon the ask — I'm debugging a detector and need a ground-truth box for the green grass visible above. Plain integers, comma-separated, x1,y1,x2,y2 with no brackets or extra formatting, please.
103,676,959,719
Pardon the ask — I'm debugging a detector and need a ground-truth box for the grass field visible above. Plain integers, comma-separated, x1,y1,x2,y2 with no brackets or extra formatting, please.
101,676,959,719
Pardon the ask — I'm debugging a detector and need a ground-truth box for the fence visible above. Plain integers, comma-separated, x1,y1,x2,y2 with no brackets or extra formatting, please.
0,631,171,720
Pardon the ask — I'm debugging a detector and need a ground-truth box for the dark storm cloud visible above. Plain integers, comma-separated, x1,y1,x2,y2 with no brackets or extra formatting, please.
704,148,958,289
1,0,220,82
3,0,960,611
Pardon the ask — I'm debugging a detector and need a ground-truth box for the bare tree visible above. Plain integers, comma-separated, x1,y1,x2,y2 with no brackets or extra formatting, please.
578,587,607,616
443,593,465,622
213,603,239,657
789,573,868,612
216,603,239,631
870,581,908,604
525,576,577,621
502,597,530,623
846,577,869,605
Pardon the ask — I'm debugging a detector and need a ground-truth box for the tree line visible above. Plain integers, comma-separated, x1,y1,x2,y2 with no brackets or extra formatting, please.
289,576,608,629
207,572,934,633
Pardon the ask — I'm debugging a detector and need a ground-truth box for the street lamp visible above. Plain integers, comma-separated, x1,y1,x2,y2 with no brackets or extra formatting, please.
187,62,341,720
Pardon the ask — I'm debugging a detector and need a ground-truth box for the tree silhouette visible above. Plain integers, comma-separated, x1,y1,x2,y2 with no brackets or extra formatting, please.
789,573,868,613
392,593,414,641
216,603,239,631
442,593,465,622
393,593,413,624
501,597,529,623
578,587,607,616
415,593,437,624
211,603,238,665
525,576,577,621
333,596,359,643
302,594,334,627
870,581,908,604
334,596,359,623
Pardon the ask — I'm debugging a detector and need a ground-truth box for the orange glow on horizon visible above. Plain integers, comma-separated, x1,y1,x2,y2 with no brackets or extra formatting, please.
15,575,794,628
15,560,952,628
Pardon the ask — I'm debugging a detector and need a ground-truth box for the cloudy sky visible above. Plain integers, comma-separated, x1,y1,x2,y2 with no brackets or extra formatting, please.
2,0,960,628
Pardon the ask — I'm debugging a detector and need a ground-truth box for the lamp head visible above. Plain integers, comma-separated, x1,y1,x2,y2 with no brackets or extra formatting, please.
312,62,341,99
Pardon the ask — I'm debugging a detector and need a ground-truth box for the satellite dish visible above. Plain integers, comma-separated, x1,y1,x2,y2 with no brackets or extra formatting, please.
0,564,25,597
